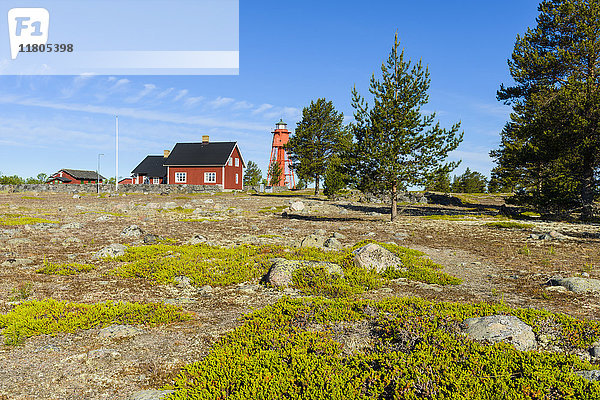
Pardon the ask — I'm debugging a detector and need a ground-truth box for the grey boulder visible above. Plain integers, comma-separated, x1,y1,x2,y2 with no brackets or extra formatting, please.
93,243,127,259
126,390,175,400
352,243,404,273
462,315,537,351
549,277,600,294
264,258,343,287
121,225,144,238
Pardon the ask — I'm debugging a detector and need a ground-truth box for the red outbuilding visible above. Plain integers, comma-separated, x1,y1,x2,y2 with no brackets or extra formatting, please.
163,136,245,189
47,169,105,184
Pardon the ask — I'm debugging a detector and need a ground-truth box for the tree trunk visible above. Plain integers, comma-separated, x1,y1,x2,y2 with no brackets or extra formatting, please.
580,157,596,220
314,175,320,195
391,184,397,221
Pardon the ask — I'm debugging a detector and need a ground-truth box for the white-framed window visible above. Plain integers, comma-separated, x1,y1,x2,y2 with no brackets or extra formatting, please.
153,178,160,184
175,172,187,183
204,172,216,183
235,173,239,184
143,177,149,184
234,158,240,167
228,157,233,166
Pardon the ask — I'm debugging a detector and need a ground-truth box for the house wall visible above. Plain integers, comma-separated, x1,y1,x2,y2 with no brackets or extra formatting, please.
224,146,243,190
168,166,223,186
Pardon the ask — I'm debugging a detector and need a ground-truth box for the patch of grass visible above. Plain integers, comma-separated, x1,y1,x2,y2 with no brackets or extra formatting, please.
172,206,194,214
20,196,44,200
422,214,478,221
0,298,191,345
36,260,96,276
165,297,600,400
111,241,460,297
521,211,541,218
8,282,33,302
486,221,534,229
519,244,531,256
0,215,58,225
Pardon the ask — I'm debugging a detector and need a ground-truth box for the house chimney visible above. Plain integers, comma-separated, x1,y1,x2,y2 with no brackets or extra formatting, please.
163,150,170,158
202,135,209,143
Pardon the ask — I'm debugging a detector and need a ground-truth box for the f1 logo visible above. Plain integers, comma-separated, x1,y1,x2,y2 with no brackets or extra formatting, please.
8,8,50,60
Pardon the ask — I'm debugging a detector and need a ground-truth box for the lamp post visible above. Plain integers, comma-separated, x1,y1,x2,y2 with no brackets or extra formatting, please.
97,153,104,194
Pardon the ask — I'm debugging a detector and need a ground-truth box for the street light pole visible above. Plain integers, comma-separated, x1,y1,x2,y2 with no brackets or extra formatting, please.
97,153,104,194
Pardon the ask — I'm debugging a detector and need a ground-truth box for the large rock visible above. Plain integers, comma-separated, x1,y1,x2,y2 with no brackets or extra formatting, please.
289,201,305,212
462,315,537,351
93,243,127,259
549,277,600,294
352,243,404,273
299,234,326,248
264,258,343,287
575,370,600,382
323,237,343,250
121,225,144,238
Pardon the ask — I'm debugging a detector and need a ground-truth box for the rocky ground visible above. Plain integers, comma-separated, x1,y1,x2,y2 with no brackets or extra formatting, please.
0,190,599,399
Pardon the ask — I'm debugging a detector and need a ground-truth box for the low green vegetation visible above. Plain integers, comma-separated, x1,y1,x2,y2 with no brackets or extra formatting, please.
8,282,33,302
36,260,96,275
178,218,220,222
111,241,460,297
0,299,191,345
0,214,58,225
165,296,600,400
486,221,534,229
258,205,288,213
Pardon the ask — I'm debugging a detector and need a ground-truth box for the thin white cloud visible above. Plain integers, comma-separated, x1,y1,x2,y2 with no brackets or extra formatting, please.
173,89,188,101
209,96,235,108
184,96,204,107
156,87,174,99
252,103,273,114
0,95,271,132
126,83,157,103
233,100,253,110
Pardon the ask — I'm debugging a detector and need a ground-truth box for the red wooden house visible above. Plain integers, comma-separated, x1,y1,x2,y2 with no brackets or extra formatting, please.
47,169,105,184
163,136,244,189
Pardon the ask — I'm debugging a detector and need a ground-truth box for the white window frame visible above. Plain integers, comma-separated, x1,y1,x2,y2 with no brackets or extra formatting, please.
235,173,239,184
175,172,187,183
228,157,233,166
204,172,216,183
234,158,239,167
152,178,160,184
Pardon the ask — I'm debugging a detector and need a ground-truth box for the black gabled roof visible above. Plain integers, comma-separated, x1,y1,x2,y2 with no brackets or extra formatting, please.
131,155,167,177
163,142,238,166
60,169,105,180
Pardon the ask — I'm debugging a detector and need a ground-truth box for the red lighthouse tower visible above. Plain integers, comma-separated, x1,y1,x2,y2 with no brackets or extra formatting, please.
267,119,295,188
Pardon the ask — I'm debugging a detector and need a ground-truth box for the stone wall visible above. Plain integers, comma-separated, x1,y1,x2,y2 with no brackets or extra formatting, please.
0,183,224,194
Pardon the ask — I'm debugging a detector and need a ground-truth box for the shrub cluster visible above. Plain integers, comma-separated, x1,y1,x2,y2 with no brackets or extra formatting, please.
165,297,600,400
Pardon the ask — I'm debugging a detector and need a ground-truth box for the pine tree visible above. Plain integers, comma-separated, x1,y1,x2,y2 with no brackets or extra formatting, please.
268,162,283,186
451,168,487,193
492,0,600,218
425,168,452,193
243,161,262,186
323,154,347,199
286,98,351,195
351,34,463,221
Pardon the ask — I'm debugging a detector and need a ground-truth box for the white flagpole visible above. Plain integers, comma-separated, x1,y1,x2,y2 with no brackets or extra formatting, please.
115,116,119,192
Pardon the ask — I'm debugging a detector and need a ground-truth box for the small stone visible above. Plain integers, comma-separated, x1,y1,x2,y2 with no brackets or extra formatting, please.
313,228,327,237
299,234,326,248
126,390,175,400
143,234,159,244
323,237,343,250
93,243,127,259
264,258,343,287
188,234,207,245
95,215,111,222
1,258,34,267
332,232,346,239
121,225,144,238
575,370,600,382
549,277,600,294
163,202,178,210
73,194,81,199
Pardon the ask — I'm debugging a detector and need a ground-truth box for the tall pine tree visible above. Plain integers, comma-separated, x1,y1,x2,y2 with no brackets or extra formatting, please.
285,98,350,195
351,34,463,220
492,0,600,218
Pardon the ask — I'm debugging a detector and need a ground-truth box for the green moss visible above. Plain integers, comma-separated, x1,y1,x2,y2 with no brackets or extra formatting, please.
179,218,220,222
20,196,44,200
164,297,600,400
0,298,191,345
0,215,58,225
36,261,96,275
486,221,534,229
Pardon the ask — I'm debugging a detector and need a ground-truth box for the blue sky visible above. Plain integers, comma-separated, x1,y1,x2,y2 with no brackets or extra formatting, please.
0,0,541,181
